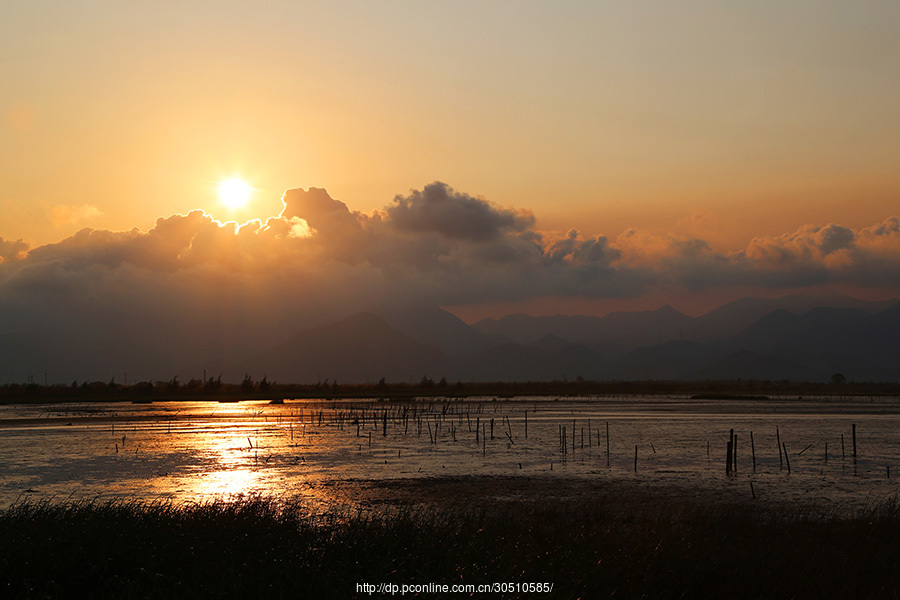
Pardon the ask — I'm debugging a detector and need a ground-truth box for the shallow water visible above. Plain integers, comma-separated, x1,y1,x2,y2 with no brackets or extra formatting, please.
2,395,900,511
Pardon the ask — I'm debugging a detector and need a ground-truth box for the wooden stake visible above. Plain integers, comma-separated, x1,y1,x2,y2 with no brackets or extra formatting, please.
783,442,791,474
733,434,738,474
750,431,756,473
726,439,733,475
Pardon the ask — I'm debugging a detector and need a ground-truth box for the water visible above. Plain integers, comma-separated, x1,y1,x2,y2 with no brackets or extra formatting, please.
2,396,900,510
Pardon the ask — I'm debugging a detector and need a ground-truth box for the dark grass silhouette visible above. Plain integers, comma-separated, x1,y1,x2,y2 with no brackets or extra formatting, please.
3,493,900,599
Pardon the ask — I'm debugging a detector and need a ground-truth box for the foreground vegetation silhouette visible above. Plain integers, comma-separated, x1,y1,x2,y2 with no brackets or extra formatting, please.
3,491,900,599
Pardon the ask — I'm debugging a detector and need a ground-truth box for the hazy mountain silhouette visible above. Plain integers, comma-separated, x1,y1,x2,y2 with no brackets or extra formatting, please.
529,334,580,354
707,303,900,382
3,295,899,385
473,305,693,357
687,293,896,342
690,349,827,382
240,312,449,384
454,342,607,382
611,341,715,381
375,304,494,358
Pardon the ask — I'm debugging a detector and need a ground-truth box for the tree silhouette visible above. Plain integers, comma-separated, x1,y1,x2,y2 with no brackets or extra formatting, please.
831,372,847,385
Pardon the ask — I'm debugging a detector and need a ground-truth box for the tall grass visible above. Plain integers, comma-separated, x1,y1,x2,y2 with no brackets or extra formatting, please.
2,493,900,598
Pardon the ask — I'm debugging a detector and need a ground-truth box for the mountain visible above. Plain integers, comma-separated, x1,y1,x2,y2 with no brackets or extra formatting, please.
690,349,828,382
241,313,450,384
237,298,900,384
708,303,900,382
5,295,899,385
611,341,716,381
687,293,896,342
473,305,694,357
530,334,579,354
375,305,494,357
454,342,607,382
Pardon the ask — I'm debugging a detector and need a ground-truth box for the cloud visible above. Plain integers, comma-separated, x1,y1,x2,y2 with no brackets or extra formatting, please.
279,187,353,231
387,182,534,241
7,187,900,304
49,204,103,227
745,223,856,265
1,181,899,382
0,237,29,264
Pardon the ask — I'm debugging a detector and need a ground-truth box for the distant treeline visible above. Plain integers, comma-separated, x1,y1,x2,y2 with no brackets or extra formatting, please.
1,374,898,403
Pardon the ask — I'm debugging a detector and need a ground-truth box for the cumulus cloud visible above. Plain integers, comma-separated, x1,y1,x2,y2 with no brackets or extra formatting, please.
0,237,29,263
1,181,899,382
745,223,856,266
387,182,534,241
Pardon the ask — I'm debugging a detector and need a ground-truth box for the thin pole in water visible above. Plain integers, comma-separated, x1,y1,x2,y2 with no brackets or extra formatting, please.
783,442,791,474
750,431,756,473
726,439,733,475
733,434,738,474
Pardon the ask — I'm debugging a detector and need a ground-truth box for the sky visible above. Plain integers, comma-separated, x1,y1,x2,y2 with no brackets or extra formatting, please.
2,0,900,329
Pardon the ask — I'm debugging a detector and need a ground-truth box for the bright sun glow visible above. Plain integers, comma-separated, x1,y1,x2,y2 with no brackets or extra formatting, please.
218,177,252,209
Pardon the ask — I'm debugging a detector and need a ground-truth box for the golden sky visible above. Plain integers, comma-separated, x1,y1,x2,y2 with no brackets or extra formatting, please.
4,1,900,248
2,1,900,328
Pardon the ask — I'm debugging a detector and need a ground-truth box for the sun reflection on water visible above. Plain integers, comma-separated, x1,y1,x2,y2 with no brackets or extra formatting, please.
186,428,262,496
193,467,261,497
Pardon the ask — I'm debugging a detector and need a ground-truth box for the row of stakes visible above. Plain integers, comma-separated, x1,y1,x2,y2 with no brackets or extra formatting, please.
112,401,890,481
724,424,867,476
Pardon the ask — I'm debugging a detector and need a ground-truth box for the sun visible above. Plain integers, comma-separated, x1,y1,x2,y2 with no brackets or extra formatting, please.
218,177,253,209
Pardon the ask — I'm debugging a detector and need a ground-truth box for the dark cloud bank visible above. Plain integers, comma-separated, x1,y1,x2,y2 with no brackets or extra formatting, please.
1,182,899,383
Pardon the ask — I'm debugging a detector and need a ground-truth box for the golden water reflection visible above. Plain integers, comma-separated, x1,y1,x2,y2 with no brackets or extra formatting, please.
183,428,266,497
9,397,900,512
192,468,262,497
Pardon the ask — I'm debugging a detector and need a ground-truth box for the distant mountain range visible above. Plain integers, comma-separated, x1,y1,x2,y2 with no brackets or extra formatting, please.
234,293,900,384
2,294,898,384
